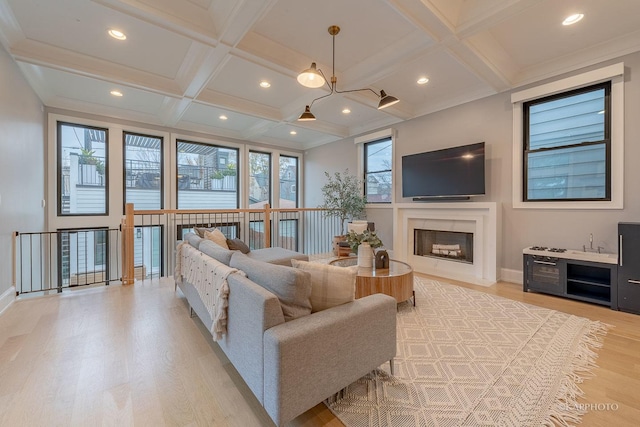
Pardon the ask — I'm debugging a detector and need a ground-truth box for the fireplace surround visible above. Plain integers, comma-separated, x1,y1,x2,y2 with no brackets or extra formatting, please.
393,202,499,285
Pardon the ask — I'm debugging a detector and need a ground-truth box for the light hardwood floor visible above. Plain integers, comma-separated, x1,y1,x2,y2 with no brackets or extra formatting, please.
0,274,638,426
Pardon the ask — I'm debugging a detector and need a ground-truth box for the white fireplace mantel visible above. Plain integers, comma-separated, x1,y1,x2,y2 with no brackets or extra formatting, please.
393,202,500,286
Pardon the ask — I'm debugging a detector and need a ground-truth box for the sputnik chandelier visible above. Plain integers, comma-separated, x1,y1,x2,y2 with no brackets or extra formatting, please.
296,25,399,121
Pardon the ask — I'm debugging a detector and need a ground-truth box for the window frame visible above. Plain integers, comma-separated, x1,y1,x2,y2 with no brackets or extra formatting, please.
249,150,272,208
511,62,624,210
363,138,393,204
522,82,612,202
57,121,109,216
279,154,299,208
123,131,164,213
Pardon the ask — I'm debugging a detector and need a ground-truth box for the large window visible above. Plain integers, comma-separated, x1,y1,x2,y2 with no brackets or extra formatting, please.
279,155,298,208
249,151,271,208
524,82,610,201
364,138,392,203
124,132,163,210
57,122,108,215
176,140,238,209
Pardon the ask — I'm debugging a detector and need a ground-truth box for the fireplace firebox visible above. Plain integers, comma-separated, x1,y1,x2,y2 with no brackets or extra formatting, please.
414,229,473,264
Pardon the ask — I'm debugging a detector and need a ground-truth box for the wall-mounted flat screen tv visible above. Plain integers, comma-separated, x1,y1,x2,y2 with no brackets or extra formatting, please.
401,142,485,199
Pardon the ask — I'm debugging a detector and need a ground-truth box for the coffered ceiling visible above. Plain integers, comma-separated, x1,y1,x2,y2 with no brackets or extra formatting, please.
1,0,640,150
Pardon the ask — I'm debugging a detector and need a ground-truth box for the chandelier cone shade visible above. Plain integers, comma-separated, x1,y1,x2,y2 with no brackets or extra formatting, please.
297,63,325,88
296,25,399,121
298,105,316,121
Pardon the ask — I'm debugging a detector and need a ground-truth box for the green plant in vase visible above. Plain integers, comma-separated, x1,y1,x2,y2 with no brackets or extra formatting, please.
345,229,383,254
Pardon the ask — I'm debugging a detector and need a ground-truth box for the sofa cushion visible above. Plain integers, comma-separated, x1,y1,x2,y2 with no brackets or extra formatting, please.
227,238,250,254
184,232,204,249
290,259,356,312
204,229,230,249
230,252,312,321
199,240,234,265
247,247,309,266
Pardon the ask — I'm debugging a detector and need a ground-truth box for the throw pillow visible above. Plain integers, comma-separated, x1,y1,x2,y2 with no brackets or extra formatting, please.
290,259,356,313
230,252,312,321
204,228,229,249
193,226,211,238
226,238,250,254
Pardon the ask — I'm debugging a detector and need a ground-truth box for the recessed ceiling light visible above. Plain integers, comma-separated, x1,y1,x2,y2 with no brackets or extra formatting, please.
342,108,351,114
219,115,228,120
260,81,271,88
290,130,297,135
417,77,429,85
110,90,123,97
108,29,127,40
562,13,584,26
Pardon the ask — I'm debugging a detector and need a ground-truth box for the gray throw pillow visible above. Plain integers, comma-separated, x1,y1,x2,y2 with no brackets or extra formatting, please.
227,238,250,254
230,252,312,321
199,240,234,265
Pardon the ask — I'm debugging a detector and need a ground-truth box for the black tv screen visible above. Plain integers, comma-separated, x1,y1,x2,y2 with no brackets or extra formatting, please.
402,142,485,198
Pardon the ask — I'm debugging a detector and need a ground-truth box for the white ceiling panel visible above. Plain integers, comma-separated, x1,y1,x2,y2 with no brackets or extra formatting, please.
2,0,640,150
20,63,169,116
489,0,640,69
8,0,192,79
180,102,270,132
206,55,309,109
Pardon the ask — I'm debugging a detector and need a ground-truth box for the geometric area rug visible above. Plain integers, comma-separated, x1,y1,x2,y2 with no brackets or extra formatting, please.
326,277,608,427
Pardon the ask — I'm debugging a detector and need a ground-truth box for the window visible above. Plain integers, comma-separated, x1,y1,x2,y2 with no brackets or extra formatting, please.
124,132,163,210
524,82,610,201
176,140,238,209
364,138,392,203
279,155,298,208
511,62,624,209
57,122,108,215
249,151,271,208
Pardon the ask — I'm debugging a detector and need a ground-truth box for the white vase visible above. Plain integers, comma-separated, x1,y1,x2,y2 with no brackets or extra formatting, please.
357,242,373,268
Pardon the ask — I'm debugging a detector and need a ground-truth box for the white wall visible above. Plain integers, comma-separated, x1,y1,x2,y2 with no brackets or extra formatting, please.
304,51,640,274
0,44,45,297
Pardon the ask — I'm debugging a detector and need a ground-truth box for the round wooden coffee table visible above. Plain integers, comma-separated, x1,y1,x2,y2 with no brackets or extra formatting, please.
329,257,415,305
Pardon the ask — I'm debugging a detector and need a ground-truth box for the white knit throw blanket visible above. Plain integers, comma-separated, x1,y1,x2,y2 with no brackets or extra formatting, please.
175,242,245,340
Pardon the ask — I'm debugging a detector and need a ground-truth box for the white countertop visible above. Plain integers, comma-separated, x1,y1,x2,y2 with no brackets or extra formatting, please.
523,247,618,265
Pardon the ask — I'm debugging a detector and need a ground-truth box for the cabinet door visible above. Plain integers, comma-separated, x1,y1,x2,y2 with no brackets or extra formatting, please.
618,223,640,313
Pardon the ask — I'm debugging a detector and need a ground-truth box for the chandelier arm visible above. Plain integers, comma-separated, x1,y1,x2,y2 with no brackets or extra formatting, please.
317,69,334,92
309,91,336,108
334,87,380,97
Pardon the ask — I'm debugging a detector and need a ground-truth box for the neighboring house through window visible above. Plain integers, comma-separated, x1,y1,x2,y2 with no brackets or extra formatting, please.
57,122,108,215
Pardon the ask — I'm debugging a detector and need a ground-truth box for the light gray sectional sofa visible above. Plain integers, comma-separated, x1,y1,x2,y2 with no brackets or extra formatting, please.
177,233,397,426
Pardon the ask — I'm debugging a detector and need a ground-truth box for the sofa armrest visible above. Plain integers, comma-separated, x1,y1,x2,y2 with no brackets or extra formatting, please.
262,293,397,426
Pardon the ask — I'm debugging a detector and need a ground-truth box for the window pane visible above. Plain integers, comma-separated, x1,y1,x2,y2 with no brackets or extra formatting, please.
58,123,108,215
249,151,271,208
134,225,162,279
365,138,392,203
124,133,162,210
527,143,607,200
279,156,298,208
529,88,605,150
177,141,238,209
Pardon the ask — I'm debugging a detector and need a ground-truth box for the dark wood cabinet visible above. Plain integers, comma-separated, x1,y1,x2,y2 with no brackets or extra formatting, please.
618,223,640,314
524,255,617,308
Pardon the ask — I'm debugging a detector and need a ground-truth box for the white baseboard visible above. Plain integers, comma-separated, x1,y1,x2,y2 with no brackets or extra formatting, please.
501,268,523,285
0,286,16,316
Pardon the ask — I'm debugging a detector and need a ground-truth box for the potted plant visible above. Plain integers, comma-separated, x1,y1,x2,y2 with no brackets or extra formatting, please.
345,229,383,253
319,169,367,254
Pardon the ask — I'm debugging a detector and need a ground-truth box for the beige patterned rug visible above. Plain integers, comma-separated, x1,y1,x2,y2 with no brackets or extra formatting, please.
326,278,608,427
